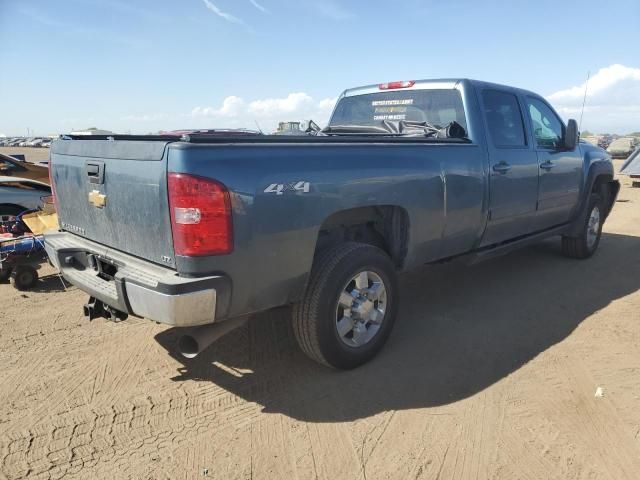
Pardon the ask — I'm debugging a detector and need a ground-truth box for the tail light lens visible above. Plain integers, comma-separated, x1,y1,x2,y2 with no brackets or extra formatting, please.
379,80,415,90
168,173,233,256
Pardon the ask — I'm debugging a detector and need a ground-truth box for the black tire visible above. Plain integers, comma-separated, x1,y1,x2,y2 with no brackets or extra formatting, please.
561,194,604,259
10,265,39,291
0,267,12,283
293,242,399,369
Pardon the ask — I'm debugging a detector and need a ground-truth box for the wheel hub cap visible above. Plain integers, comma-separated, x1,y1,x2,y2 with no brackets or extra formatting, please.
335,271,387,347
586,206,601,249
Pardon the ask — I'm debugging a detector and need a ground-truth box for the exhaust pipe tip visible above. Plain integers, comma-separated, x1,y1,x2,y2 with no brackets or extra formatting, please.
176,316,248,359
177,335,200,359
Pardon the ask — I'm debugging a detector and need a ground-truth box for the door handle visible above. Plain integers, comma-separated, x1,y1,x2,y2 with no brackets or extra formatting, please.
540,161,555,171
492,162,511,174
86,162,105,184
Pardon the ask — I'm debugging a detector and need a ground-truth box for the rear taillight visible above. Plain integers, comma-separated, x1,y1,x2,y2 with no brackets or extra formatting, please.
168,173,233,256
379,80,415,90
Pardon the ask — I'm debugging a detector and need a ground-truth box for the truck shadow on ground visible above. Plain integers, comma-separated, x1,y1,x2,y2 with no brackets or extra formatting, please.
155,232,640,422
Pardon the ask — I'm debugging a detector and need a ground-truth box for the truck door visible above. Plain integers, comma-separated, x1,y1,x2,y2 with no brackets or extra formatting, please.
479,89,539,246
525,96,583,230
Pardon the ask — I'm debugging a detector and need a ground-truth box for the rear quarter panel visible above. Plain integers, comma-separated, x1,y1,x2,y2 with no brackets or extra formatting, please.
168,142,486,318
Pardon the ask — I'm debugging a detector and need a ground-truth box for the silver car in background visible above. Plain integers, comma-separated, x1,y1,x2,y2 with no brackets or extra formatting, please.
0,176,51,218
607,137,637,158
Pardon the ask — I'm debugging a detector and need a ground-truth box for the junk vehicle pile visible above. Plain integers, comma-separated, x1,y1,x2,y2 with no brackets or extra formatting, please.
44,78,619,369
0,210,53,290
0,159,56,290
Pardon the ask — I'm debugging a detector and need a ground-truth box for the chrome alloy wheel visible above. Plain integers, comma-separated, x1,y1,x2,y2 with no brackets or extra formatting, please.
335,270,387,347
586,205,601,249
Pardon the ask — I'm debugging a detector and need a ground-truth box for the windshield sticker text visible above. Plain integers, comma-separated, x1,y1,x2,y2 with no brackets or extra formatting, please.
374,114,406,121
371,99,414,106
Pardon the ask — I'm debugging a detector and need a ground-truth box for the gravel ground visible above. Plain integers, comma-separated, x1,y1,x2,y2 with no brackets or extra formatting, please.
1,159,639,479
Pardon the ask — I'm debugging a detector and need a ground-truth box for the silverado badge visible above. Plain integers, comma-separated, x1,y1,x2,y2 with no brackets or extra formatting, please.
88,190,107,208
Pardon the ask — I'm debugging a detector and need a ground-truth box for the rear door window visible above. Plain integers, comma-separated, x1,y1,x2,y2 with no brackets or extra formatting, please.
482,90,527,147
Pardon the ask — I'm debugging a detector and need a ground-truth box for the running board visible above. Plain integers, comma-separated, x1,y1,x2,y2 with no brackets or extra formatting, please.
466,225,569,265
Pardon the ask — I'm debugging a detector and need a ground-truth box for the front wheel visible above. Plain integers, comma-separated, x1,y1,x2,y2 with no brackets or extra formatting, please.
293,242,399,369
561,194,604,259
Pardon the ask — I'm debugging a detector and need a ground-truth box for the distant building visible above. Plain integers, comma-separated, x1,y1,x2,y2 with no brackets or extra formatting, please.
70,127,114,136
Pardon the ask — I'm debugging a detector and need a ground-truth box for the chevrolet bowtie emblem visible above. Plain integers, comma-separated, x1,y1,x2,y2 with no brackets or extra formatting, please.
88,190,107,208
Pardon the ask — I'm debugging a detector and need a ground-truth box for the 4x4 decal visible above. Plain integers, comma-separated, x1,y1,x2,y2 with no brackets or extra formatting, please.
264,181,310,195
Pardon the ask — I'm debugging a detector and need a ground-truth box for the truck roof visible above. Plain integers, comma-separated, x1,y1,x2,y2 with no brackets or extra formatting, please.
341,78,540,99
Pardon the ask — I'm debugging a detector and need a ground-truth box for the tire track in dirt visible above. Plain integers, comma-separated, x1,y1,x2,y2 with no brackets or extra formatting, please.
2,162,640,479
0,386,265,479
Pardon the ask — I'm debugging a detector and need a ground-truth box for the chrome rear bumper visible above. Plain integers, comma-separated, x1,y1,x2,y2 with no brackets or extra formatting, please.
44,231,230,327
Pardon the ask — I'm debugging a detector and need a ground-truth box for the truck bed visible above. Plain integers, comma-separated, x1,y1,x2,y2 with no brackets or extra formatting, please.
50,134,487,318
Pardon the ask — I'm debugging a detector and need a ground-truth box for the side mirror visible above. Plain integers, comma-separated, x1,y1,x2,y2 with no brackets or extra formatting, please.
564,119,579,150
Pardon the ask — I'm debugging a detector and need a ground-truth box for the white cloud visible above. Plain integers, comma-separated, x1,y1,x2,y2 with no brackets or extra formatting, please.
248,92,314,116
547,64,640,133
202,0,245,25
189,93,336,131
318,97,338,112
248,0,268,13
192,96,245,117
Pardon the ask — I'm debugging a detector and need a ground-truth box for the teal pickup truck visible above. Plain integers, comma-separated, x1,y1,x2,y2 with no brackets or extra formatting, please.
45,78,619,369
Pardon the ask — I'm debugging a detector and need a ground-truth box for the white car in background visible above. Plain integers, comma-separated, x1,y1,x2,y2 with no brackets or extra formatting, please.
607,137,637,158
26,138,45,147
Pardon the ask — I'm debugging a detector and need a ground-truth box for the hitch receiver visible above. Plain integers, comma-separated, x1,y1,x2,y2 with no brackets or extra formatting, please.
83,297,128,322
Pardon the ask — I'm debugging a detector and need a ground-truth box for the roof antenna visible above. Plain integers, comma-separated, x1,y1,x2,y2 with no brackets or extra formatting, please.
254,120,264,134
579,71,590,132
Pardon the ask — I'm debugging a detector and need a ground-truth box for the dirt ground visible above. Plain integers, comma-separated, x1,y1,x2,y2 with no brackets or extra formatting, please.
0,147,50,164
1,159,639,480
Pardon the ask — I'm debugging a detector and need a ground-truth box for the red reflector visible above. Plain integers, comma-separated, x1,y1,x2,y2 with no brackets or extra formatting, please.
379,80,415,90
168,173,233,256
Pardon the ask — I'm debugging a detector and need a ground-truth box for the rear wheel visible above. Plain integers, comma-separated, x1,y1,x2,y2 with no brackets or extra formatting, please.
561,194,604,259
293,242,398,369
10,265,39,291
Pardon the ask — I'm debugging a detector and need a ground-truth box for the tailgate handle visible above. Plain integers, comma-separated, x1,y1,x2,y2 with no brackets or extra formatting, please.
86,162,105,184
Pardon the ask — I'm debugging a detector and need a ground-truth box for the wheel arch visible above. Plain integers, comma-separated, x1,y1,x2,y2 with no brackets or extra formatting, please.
568,161,620,236
313,205,410,269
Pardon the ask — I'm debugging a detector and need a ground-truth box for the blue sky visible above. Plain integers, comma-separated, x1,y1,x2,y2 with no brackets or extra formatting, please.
1,0,639,135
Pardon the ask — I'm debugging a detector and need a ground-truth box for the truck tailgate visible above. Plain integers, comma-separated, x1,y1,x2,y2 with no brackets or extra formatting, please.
50,139,176,268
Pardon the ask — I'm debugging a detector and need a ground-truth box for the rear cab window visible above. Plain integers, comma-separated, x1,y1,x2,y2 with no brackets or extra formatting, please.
329,89,468,133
